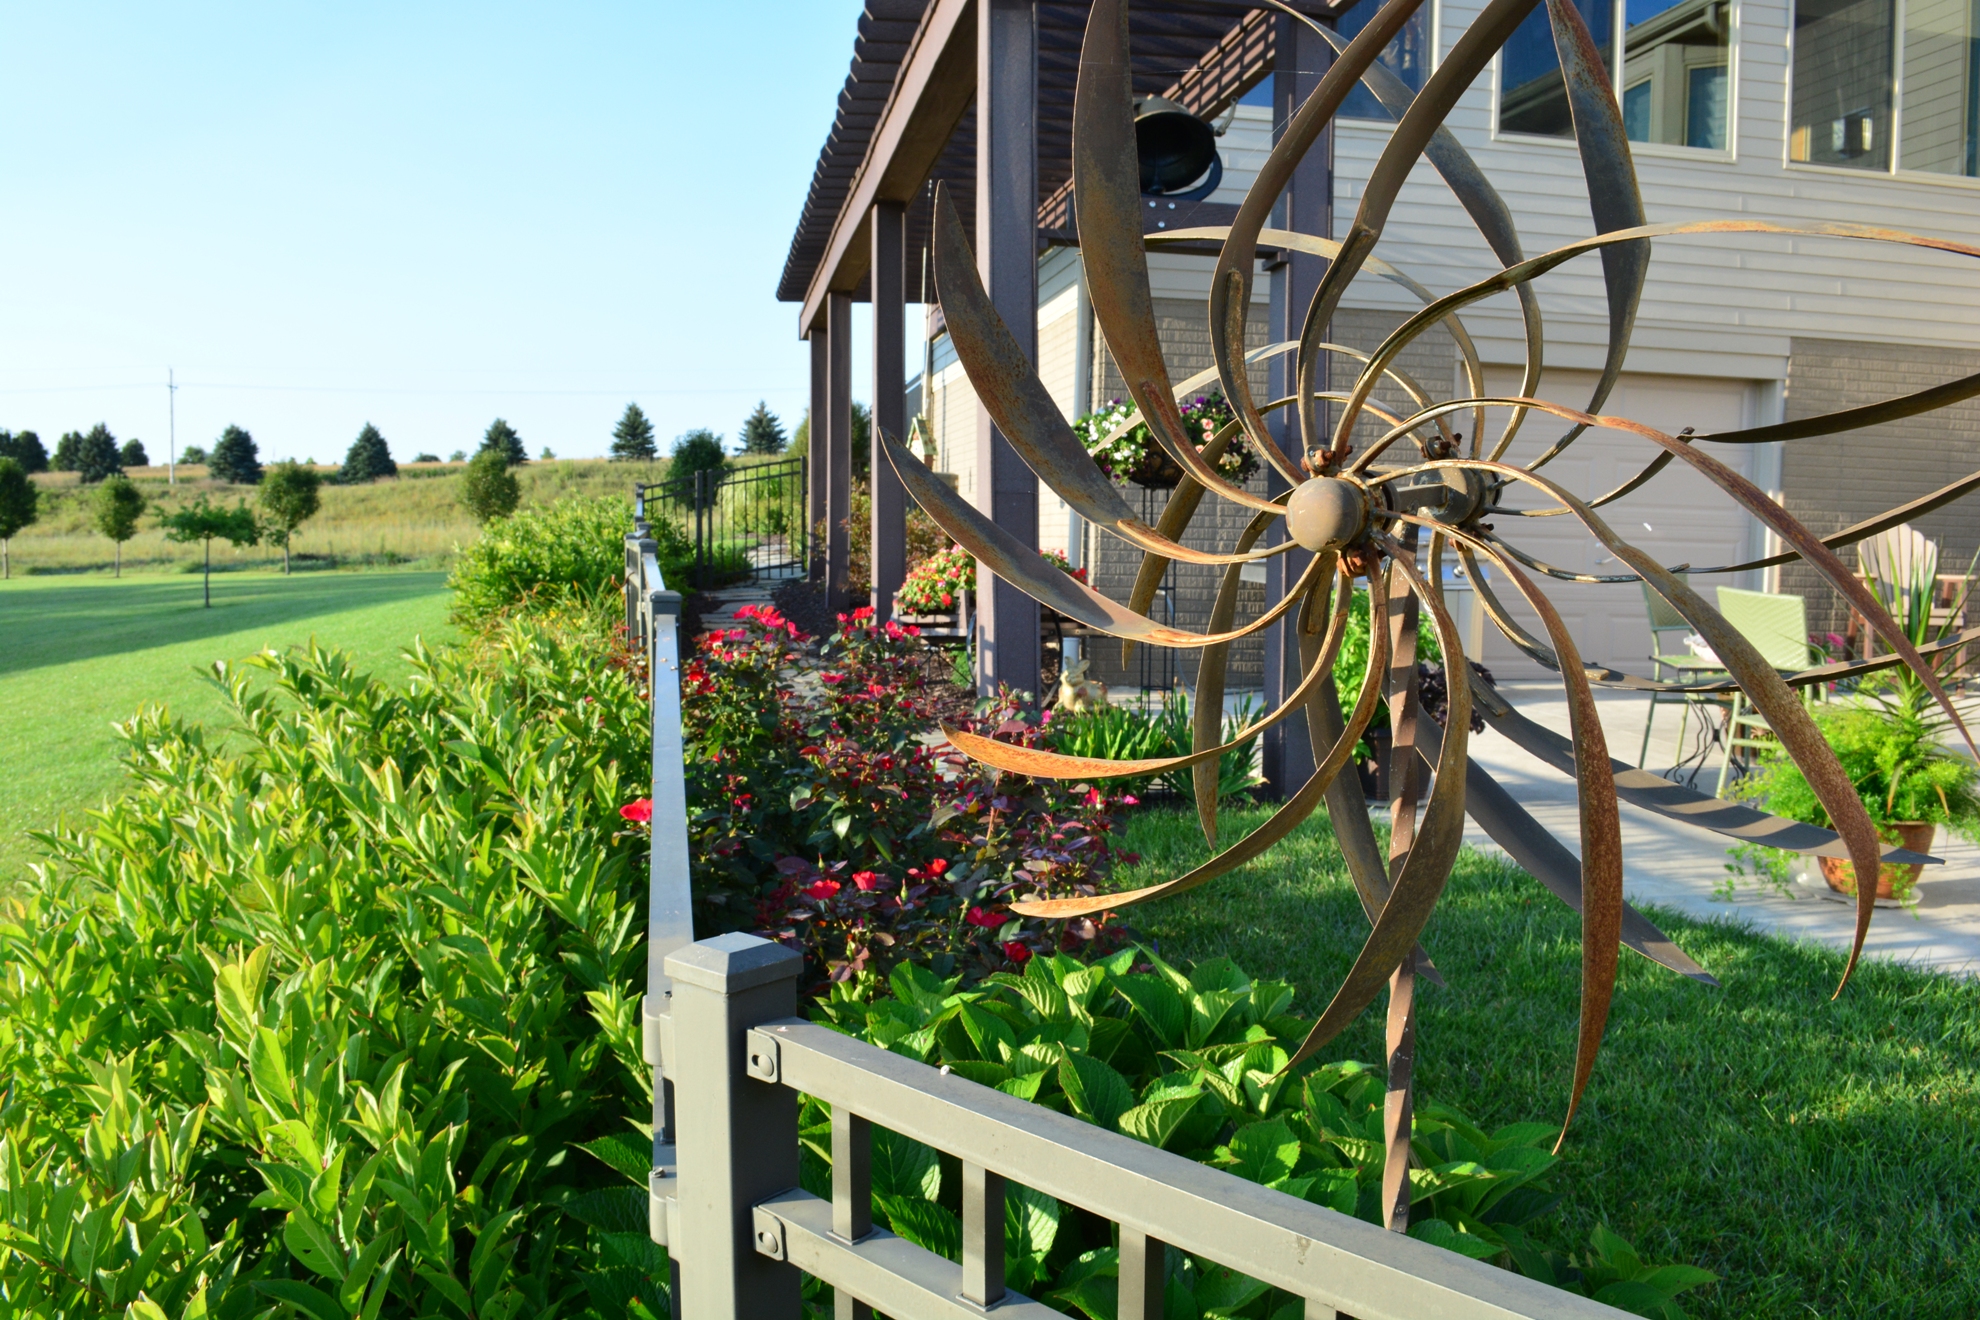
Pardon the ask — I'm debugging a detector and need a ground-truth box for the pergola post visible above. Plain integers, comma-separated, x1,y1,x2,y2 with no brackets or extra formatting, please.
1261,12,1333,799
870,200,908,623
826,291,854,610
807,328,829,583
973,0,1041,700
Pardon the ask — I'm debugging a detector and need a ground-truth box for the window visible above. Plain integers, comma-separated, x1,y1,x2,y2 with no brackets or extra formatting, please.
1337,0,1431,120
1497,0,1732,150
1790,0,1979,175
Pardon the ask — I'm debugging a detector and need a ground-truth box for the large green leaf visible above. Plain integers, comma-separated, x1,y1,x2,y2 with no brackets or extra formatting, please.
1060,1053,1136,1131
1118,1086,1204,1150
872,1128,941,1201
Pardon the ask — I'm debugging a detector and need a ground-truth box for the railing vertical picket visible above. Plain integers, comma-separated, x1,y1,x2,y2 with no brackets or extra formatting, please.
959,1163,1006,1307
830,1109,871,1243
1118,1228,1165,1320
665,935,803,1318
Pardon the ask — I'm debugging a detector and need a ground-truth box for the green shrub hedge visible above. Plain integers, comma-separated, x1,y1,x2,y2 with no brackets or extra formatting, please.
447,495,694,626
0,619,666,1318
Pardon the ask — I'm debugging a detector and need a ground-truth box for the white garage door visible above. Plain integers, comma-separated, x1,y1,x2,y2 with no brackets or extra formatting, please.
1464,369,1764,681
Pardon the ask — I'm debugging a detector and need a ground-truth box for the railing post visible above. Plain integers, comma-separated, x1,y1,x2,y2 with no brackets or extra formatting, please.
665,934,804,1319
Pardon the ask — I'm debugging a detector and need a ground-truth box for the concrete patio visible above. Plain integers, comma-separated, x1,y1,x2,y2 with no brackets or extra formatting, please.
1464,681,1980,977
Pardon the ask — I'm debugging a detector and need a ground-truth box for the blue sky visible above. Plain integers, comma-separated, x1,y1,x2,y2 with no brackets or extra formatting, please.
0,2,885,463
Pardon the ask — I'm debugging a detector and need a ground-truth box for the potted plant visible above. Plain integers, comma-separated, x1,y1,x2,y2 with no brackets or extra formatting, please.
1074,392,1258,488
1735,703,1980,899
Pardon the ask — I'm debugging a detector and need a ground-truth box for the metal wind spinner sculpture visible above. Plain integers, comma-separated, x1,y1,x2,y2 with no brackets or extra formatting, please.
882,0,1980,1215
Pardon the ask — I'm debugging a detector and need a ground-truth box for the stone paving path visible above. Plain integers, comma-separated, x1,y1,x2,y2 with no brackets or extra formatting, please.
1462,683,1980,977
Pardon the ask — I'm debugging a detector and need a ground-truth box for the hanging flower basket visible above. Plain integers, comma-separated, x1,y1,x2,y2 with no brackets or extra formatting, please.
1074,391,1257,489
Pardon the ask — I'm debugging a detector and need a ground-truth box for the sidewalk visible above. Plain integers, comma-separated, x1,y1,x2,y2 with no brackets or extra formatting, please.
1462,682,1980,977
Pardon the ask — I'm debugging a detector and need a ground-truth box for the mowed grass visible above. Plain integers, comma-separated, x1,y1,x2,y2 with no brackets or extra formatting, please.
0,570,455,877
11,456,681,574
1117,803,1980,1320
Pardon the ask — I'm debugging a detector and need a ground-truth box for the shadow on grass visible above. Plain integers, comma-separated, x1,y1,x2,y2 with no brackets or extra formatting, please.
0,571,451,677
1116,801,1980,1320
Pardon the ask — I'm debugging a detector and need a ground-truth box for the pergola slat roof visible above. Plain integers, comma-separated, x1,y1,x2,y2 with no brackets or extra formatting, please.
776,0,1345,323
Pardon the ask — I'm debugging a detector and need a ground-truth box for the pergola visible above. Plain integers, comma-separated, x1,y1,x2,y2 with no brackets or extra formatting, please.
777,0,1347,786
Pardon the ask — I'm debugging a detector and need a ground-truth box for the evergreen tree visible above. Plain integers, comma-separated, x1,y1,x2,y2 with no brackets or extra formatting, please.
161,496,260,607
478,418,528,466
2,430,47,473
0,457,39,580
92,476,147,577
52,431,82,472
459,450,521,524
738,401,787,455
339,423,398,484
208,425,263,485
258,461,323,573
610,403,657,461
75,424,123,484
119,437,149,467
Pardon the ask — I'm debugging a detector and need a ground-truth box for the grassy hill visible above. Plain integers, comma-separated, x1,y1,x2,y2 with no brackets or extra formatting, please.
11,456,680,576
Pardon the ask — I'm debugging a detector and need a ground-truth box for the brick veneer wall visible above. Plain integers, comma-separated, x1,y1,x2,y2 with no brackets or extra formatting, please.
1779,338,1980,637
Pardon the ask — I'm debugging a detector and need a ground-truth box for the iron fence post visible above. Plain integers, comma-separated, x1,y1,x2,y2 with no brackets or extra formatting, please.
666,934,804,1318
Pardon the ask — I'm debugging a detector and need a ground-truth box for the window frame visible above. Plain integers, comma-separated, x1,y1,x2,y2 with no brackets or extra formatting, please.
1782,0,1980,186
1487,0,1743,162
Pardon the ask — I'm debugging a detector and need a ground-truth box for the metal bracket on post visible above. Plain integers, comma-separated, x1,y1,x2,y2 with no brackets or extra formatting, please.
746,1030,782,1084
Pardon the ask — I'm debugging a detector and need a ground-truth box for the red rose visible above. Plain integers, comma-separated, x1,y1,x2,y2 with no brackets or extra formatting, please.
619,799,653,823
804,880,841,900
925,857,949,877
965,906,1004,928
852,871,883,892
1003,941,1033,965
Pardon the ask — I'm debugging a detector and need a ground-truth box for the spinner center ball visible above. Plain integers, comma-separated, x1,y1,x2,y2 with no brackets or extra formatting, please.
1285,476,1369,554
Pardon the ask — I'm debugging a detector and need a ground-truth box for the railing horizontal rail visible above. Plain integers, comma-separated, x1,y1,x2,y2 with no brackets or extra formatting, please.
754,1191,1061,1320
747,1019,1623,1320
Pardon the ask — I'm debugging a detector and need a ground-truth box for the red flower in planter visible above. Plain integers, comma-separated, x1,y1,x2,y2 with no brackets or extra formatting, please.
804,880,842,900
965,906,1004,928
1002,941,1033,965
619,799,653,823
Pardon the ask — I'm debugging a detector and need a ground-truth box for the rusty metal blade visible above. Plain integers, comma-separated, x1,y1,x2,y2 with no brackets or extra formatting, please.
885,432,1325,649
1075,0,1283,512
1193,510,1283,846
1010,570,1387,921
1695,468,1980,575
1521,0,1647,473
1285,540,1472,1070
1410,709,1716,984
1700,371,1980,445
945,553,1348,781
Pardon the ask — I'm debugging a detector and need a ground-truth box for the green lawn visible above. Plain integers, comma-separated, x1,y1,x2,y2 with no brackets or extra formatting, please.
1118,803,1980,1320
0,570,454,876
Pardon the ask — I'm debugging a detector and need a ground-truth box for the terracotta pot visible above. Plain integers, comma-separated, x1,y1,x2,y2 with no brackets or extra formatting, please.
1819,821,1935,900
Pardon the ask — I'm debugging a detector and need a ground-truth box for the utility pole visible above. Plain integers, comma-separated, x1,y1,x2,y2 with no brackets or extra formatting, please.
167,368,178,485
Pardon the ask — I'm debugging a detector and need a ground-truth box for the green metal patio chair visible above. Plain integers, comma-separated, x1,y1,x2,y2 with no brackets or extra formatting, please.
1637,574,1727,767
1713,586,1819,798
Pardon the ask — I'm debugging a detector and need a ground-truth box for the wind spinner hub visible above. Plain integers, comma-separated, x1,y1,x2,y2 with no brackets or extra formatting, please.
1286,476,1369,554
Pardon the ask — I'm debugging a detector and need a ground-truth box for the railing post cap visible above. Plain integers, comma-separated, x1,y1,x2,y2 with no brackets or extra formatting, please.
665,933,801,993
650,589,683,616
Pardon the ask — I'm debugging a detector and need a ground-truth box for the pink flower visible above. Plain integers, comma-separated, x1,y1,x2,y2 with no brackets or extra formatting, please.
804,880,842,900
619,799,653,823
1003,941,1033,965
966,906,1004,929
821,672,846,685
852,871,883,892
1120,794,1139,807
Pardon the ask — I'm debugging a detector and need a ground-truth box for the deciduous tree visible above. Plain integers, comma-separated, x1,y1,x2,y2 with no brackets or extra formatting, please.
459,449,521,524
119,438,149,468
669,428,726,489
92,475,146,577
208,425,262,485
1,430,48,473
258,461,322,573
161,496,260,607
339,423,397,483
179,444,209,466
0,457,38,579
609,403,656,461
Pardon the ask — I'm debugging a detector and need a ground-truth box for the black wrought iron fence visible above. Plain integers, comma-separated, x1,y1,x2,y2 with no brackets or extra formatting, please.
640,457,807,591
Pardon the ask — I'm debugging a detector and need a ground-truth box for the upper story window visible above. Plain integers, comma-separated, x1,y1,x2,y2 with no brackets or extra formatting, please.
1791,0,1979,176
1498,0,1733,150
1337,0,1431,119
